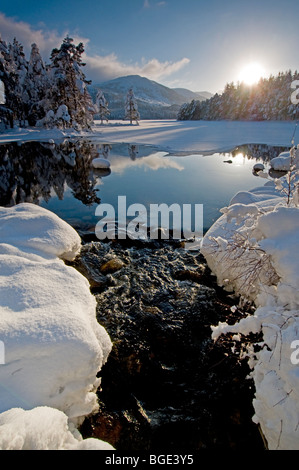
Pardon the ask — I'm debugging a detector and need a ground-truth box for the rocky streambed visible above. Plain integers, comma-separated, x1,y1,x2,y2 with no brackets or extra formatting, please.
70,237,265,451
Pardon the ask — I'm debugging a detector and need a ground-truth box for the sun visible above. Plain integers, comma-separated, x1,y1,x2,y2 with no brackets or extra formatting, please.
239,62,265,86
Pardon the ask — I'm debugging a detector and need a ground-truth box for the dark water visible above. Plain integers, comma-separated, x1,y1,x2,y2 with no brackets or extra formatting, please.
0,139,288,235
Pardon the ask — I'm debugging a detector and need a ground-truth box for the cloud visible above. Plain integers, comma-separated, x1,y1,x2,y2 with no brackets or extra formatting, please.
143,0,167,8
0,13,89,59
110,153,184,175
0,13,60,57
0,12,189,83
85,53,190,82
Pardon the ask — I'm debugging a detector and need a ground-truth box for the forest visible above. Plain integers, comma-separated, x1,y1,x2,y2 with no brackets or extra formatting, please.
0,35,95,129
178,71,299,121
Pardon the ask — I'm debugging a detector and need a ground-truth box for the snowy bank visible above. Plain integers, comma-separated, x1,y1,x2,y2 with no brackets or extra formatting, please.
0,203,113,449
0,407,114,450
270,148,299,171
201,169,299,449
0,120,297,155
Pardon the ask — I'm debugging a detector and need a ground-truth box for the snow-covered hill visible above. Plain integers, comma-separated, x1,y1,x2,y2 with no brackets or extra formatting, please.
88,75,210,119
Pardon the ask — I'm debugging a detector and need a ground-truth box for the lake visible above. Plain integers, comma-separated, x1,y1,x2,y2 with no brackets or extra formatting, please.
0,139,288,238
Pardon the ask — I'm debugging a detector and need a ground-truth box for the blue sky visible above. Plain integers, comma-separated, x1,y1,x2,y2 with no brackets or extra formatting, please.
0,0,299,93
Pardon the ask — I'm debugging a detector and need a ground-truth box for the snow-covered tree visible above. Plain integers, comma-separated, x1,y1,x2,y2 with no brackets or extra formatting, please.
25,43,49,125
8,38,30,126
0,34,98,131
0,35,15,128
45,36,95,129
95,89,110,124
0,80,5,104
178,70,299,122
0,37,29,126
124,88,140,124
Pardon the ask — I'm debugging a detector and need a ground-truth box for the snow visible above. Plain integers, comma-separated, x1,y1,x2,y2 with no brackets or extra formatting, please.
0,120,297,155
253,163,265,172
201,169,299,450
92,157,111,169
94,120,298,155
0,407,114,450
270,148,299,171
0,203,113,450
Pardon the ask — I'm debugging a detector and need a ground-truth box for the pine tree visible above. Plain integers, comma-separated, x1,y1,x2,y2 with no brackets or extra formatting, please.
0,36,14,128
124,88,140,125
0,80,4,104
25,43,49,125
46,36,95,129
0,36,29,126
8,38,30,126
96,89,110,124
177,70,299,122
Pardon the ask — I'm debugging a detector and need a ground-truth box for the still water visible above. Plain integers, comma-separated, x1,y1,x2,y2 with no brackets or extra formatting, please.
0,139,288,236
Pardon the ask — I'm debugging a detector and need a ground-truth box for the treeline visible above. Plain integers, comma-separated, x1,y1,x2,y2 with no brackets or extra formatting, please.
178,71,299,121
0,35,95,129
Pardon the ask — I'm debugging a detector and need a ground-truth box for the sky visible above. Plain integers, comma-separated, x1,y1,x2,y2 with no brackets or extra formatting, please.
0,0,299,93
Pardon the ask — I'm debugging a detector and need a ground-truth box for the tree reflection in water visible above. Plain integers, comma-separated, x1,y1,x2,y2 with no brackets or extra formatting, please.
0,139,106,207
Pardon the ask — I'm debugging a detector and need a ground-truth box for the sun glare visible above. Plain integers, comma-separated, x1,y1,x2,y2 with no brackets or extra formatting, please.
239,63,265,86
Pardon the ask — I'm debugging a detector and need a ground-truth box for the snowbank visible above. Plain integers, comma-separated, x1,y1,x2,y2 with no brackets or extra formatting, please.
0,407,114,450
201,172,299,450
270,148,299,171
0,203,113,449
0,120,297,154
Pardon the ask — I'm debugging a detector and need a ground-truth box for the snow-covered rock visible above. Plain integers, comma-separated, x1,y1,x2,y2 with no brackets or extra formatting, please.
92,157,111,169
270,151,292,171
0,407,114,450
0,203,113,448
253,163,265,172
270,148,299,171
201,175,299,450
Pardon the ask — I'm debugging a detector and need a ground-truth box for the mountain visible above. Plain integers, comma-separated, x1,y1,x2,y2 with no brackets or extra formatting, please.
173,88,213,102
88,75,212,120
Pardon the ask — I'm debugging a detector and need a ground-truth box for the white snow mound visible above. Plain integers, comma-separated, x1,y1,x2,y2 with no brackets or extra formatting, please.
270,147,299,172
201,174,299,450
0,203,81,261
0,203,113,448
92,157,111,169
0,407,114,450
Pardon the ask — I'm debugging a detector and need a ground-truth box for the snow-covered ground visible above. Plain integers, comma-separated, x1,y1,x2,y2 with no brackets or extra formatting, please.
0,203,114,450
91,120,298,154
201,149,299,450
0,119,297,154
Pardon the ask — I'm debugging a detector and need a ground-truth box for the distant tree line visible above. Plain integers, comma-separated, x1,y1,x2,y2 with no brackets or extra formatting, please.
177,71,299,121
